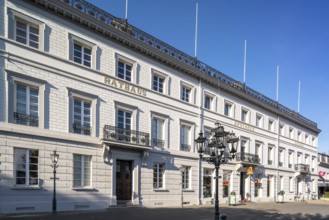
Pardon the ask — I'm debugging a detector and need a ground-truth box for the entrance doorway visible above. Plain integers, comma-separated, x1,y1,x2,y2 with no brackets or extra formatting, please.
116,160,132,201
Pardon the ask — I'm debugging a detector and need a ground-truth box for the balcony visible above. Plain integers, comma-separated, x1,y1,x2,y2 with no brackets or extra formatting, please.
152,138,165,148
295,164,310,173
319,161,329,169
235,152,260,164
103,125,150,149
181,144,191,152
14,112,39,127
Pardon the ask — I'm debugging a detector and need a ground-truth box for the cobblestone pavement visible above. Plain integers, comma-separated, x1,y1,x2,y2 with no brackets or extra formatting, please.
1,200,329,220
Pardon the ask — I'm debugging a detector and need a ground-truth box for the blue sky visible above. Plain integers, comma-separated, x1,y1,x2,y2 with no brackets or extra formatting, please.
90,0,329,153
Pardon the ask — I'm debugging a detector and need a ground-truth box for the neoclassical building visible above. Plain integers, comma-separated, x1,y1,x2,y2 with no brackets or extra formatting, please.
0,0,321,214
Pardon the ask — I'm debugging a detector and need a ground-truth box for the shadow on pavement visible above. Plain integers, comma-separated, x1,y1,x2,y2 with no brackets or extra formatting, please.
1,205,328,220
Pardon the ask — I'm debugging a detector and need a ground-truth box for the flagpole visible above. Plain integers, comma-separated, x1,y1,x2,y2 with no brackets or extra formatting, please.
243,40,247,84
298,81,301,113
276,65,279,102
125,0,128,21
194,0,198,58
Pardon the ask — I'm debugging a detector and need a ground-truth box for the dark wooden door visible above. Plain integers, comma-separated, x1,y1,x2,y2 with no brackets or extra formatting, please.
116,160,132,201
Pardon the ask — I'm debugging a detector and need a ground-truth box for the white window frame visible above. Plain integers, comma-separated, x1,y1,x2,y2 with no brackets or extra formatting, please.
289,177,294,192
151,69,169,95
203,168,213,198
298,131,302,142
180,123,191,152
153,163,165,189
69,34,97,69
68,88,97,137
280,124,285,136
73,98,92,135
268,119,275,132
224,100,234,118
14,148,39,187
204,91,215,111
289,127,294,139
115,53,137,83
8,9,45,50
73,154,92,188
241,107,249,123
256,113,263,128
182,166,191,190
255,142,262,163
115,102,137,131
7,73,46,128
151,112,169,149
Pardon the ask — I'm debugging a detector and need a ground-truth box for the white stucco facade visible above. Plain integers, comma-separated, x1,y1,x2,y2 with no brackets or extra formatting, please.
0,0,321,214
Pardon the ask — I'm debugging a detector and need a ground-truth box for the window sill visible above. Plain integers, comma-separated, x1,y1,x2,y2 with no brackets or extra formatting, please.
153,189,169,192
12,185,42,190
183,189,195,192
72,187,97,191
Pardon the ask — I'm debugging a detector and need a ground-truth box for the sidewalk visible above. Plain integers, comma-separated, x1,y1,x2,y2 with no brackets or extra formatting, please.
1,200,329,220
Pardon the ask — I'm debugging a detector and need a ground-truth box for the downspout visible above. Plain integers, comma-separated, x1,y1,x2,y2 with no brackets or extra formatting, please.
198,79,203,205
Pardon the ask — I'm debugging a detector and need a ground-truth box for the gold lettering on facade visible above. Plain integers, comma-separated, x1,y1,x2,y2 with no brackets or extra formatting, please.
234,121,255,131
103,76,147,96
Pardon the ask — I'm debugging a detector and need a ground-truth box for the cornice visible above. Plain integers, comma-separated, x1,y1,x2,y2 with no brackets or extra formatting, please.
20,0,320,134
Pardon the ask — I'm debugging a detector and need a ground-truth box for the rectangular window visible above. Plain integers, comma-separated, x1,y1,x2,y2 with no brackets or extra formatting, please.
268,146,273,165
153,75,164,93
224,103,232,117
15,148,39,186
15,84,39,127
289,177,294,192
73,43,91,67
181,86,190,102
298,131,302,142
73,98,91,135
279,176,284,191
117,110,131,129
204,95,211,110
73,154,92,187
255,174,262,197
180,125,191,152
203,168,212,198
279,149,284,167
241,109,248,122
153,163,165,189
268,119,274,132
255,143,261,163
305,135,309,144
256,114,263,128
118,61,132,81
16,20,39,48
182,166,191,190
280,124,285,136
152,118,164,148
223,170,231,198
289,128,294,139
289,151,293,168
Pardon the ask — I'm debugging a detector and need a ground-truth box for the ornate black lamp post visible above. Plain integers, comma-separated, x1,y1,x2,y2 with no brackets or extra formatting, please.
195,122,239,220
50,150,59,214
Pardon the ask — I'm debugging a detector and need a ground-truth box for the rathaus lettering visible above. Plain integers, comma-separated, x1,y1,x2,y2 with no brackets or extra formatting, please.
104,76,147,96
234,121,255,131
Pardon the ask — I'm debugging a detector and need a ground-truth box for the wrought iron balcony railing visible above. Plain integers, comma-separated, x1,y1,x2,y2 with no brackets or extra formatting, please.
235,152,260,164
181,144,191,152
152,138,165,148
318,162,329,169
61,0,318,129
73,123,91,135
103,125,149,146
295,164,310,173
14,112,39,127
